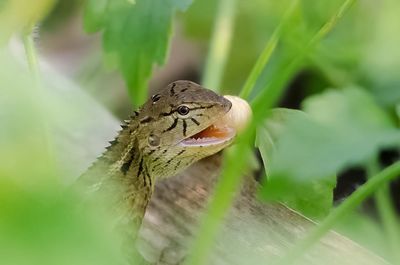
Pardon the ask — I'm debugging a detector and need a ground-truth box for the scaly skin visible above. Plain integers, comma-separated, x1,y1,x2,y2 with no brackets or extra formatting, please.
77,80,234,263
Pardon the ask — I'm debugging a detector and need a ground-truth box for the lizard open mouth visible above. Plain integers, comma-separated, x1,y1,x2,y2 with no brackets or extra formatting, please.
179,124,236,147
178,95,251,147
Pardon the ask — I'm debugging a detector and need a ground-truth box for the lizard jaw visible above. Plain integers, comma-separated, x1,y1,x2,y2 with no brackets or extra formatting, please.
179,125,236,147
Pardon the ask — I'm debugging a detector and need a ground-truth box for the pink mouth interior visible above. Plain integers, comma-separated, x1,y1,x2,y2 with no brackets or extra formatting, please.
180,125,235,147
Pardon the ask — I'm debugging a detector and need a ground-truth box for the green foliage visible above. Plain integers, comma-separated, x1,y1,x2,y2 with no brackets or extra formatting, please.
256,109,336,218
83,0,193,106
183,0,362,94
0,180,121,265
0,0,55,43
256,88,400,218
184,0,294,93
0,49,122,265
360,0,400,106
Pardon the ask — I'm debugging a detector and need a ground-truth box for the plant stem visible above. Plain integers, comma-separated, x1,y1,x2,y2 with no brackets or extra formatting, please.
367,158,400,265
202,0,237,91
275,161,400,265
239,0,300,100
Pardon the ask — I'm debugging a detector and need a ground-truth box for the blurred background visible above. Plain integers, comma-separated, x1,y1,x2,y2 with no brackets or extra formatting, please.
1,0,400,264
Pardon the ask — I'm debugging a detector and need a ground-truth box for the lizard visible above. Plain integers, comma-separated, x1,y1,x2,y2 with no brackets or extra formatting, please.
76,80,236,264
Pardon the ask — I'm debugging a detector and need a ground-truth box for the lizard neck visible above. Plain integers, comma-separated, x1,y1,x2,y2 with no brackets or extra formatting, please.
77,116,155,263
79,116,153,225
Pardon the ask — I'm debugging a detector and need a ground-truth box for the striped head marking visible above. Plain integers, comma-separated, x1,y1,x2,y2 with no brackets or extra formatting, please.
136,80,235,178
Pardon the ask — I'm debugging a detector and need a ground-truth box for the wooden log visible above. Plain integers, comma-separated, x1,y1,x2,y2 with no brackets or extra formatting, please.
139,155,387,265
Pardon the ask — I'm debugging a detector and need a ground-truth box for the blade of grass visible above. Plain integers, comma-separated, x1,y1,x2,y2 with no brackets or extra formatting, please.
274,161,400,265
239,0,300,100
185,1,358,265
367,158,400,265
202,0,237,91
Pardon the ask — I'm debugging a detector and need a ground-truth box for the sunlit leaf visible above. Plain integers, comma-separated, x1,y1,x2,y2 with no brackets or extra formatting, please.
83,0,193,106
257,88,400,218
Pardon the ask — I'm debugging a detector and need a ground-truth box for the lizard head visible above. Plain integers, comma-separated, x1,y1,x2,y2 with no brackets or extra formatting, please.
136,80,235,178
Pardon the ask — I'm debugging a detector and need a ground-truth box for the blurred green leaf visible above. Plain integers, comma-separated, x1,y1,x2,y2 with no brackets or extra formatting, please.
83,0,193,106
256,108,336,219
257,88,400,218
361,0,400,107
0,49,123,265
0,180,121,265
256,108,304,176
304,1,400,107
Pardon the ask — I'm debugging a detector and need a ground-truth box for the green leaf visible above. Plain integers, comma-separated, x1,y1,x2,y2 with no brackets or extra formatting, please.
256,108,336,219
256,108,304,175
361,1,400,107
256,88,400,219
83,0,193,106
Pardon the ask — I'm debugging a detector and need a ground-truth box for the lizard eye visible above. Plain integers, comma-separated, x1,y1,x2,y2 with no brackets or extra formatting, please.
151,94,161,103
177,105,190,116
148,134,160,147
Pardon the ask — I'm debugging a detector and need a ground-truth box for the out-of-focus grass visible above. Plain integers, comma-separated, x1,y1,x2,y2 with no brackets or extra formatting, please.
0,49,122,265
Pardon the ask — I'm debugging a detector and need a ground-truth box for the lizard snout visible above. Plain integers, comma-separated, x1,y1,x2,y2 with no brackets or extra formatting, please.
221,96,232,113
